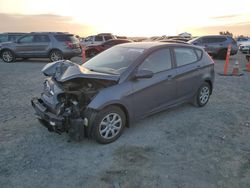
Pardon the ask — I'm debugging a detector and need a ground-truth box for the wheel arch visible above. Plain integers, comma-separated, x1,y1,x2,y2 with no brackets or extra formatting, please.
204,79,213,94
0,48,16,56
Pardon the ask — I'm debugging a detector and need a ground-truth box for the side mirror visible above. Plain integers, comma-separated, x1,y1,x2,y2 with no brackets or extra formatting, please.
133,69,153,79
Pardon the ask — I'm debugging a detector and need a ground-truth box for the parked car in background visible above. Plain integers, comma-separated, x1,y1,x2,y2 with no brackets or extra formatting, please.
236,37,250,46
0,32,81,63
0,32,26,43
31,42,214,144
81,33,116,47
239,41,250,54
85,39,132,57
188,35,238,59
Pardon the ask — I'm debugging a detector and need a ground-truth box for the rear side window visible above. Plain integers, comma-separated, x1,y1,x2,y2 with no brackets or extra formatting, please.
34,35,50,42
104,36,112,41
94,36,103,42
54,35,78,42
139,48,172,73
174,48,198,67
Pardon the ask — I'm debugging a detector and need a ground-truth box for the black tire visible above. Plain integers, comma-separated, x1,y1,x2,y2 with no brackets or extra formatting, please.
49,50,63,62
193,82,211,107
217,49,227,60
92,106,126,144
1,50,15,63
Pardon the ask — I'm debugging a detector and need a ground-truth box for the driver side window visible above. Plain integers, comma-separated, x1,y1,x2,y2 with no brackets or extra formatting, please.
19,35,34,43
138,48,172,73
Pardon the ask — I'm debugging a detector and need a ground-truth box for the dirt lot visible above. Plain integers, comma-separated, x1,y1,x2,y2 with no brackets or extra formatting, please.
0,53,250,188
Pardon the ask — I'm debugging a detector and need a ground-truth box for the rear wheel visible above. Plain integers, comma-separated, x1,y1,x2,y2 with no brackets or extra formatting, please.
217,49,227,60
49,50,63,62
193,82,211,107
92,106,126,144
1,50,15,63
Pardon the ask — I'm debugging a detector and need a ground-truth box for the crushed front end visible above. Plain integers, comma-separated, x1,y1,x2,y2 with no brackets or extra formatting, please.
31,60,118,141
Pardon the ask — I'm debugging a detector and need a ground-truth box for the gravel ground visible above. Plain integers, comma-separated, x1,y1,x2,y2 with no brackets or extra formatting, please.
0,54,250,188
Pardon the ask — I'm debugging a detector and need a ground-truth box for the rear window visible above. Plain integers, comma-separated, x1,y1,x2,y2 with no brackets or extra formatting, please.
202,37,227,43
54,35,78,42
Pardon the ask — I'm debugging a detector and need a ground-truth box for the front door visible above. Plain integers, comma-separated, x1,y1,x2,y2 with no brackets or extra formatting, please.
130,48,177,119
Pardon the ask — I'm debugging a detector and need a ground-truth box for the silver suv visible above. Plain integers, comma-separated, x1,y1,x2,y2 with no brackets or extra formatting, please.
0,32,81,63
189,35,238,59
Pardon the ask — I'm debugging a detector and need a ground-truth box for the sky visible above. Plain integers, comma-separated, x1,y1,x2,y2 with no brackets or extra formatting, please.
0,0,250,37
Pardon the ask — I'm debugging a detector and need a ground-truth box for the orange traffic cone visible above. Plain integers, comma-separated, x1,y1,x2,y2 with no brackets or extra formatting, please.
232,60,243,76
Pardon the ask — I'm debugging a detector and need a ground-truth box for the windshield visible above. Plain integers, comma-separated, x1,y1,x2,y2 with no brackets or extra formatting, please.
82,46,144,75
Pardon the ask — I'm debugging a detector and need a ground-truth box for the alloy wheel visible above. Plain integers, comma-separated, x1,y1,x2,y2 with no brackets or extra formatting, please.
199,86,210,105
99,113,122,139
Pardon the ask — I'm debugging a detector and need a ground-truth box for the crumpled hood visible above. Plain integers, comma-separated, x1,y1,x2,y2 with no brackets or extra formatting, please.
42,60,120,82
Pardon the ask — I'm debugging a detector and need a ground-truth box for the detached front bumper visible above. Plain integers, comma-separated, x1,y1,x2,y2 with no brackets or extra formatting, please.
31,97,98,141
31,97,65,133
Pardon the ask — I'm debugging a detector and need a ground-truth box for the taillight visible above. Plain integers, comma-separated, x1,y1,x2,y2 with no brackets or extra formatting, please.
65,41,73,48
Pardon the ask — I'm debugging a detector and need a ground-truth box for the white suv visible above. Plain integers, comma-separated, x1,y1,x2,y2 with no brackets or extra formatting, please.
81,33,116,48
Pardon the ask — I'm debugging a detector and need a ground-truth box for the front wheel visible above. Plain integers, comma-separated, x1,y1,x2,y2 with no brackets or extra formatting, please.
193,83,211,107
92,106,126,144
1,50,15,63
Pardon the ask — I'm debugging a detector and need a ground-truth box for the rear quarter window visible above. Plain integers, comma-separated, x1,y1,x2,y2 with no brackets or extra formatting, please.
195,49,203,59
174,48,198,67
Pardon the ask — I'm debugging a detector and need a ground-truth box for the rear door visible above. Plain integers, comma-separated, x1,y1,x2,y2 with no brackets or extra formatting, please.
173,47,203,101
131,48,177,118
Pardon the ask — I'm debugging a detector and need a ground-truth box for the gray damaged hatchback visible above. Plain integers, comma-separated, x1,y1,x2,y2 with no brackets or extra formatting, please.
31,42,214,144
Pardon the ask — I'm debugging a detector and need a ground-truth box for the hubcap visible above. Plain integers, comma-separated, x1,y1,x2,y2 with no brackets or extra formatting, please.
99,113,122,139
199,86,210,104
2,51,13,62
51,52,62,61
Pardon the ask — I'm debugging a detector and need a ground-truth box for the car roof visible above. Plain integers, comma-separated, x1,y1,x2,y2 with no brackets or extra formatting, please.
104,39,132,42
29,32,71,35
118,42,192,49
197,35,231,38
0,32,26,35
